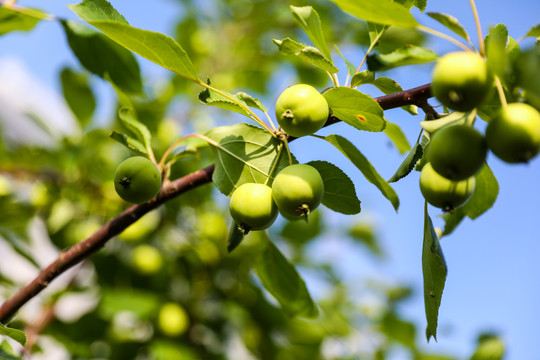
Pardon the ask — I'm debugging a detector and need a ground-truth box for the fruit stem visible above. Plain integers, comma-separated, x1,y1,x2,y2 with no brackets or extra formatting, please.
469,0,485,57
494,76,508,108
264,144,284,186
263,111,278,132
281,136,294,166
418,25,473,53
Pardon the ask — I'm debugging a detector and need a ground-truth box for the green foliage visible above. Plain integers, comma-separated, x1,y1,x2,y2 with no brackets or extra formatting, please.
422,203,447,341
0,323,26,347
0,5,48,35
331,0,419,28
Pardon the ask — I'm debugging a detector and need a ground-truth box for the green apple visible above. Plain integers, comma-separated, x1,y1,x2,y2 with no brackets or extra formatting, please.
420,163,475,211
485,103,540,163
432,52,491,111
229,183,278,232
272,164,324,218
275,84,329,137
114,157,162,204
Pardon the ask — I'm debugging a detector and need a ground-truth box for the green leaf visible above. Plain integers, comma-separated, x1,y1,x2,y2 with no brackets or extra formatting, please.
370,77,418,115
204,123,292,197
99,287,160,319
281,210,322,244
0,6,48,36
199,86,266,118
61,20,142,94
324,134,399,211
272,38,339,73
308,160,361,215
0,323,26,347
422,202,447,342
0,340,23,360
60,67,96,128
331,0,419,28
525,24,540,38
118,108,152,152
350,70,376,87
227,222,245,253
367,45,438,71
485,24,508,79
323,87,386,132
427,12,470,42
420,111,475,133
381,311,416,348
442,164,499,236
388,142,423,183
290,5,331,60
367,22,387,48
335,45,357,77
110,130,148,157
384,121,411,154
348,221,383,257
253,233,318,318
470,333,505,360
69,0,199,82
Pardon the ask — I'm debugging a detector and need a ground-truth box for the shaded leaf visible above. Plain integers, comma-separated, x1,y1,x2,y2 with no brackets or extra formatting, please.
69,0,199,82
281,210,321,245
525,24,540,38
0,340,23,360
110,130,148,157
427,12,470,42
367,45,438,71
0,323,26,347
227,222,245,253
367,22,387,48
204,123,292,197
253,233,318,318
323,87,386,132
485,24,508,79
422,203,447,341
273,38,339,73
324,134,399,211
442,164,499,236
384,121,411,154
351,70,375,87
60,67,96,128
331,0,419,28
388,142,423,183
308,160,361,215
371,77,418,115
118,108,151,151
0,6,48,36
290,5,331,60
381,311,416,348
348,222,382,257
99,287,160,319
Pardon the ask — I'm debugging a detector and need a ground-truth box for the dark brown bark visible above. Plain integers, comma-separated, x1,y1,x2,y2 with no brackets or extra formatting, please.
0,83,432,324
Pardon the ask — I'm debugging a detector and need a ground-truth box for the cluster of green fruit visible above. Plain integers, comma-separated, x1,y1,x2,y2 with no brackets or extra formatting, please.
229,84,330,232
422,52,540,211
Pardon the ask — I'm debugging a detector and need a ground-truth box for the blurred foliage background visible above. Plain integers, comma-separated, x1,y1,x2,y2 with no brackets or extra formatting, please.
0,0,506,359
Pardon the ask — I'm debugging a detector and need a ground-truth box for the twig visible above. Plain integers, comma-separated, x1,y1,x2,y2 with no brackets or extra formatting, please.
0,83,433,324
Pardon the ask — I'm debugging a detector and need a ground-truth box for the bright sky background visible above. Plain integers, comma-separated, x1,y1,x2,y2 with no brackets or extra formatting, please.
1,1,539,359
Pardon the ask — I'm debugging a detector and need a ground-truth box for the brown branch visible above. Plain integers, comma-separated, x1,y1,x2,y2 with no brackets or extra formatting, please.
0,83,432,324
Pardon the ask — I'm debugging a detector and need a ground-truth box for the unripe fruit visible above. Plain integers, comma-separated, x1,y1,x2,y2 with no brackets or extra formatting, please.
431,52,491,112
272,164,324,218
275,84,329,137
114,157,162,204
428,125,487,180
420,163,476,211
158,303,189,337
485,103,540,163
229,183,278,231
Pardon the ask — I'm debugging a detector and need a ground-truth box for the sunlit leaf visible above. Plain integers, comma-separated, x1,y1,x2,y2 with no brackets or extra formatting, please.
367,45,438,71
290,5,331,60
204,123,292,197
60,67,96,128
118,108,152,151
331,0,419,28
110,130,148,157
69,0,199,82
485,24,508,79
323,87,386,132
525,23,540,38
0,6,48,36
384,121,411,154
273,37,339,73
0,323,26,347
427,12,470,42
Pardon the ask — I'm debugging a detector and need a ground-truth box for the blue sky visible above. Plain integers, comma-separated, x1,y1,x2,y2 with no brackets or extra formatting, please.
1,1,539,359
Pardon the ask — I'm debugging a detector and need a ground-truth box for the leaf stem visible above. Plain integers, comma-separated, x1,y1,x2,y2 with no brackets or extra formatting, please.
159,134,198,167
494,76,508,107
418,25,473,53
469,0,485,57
264,111,278,132
355,29,385,79
264,144,284,186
